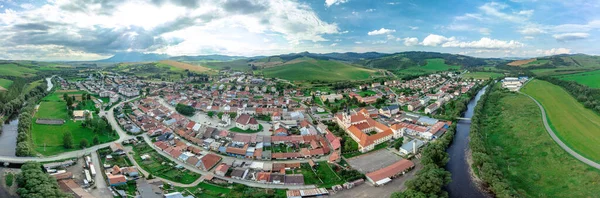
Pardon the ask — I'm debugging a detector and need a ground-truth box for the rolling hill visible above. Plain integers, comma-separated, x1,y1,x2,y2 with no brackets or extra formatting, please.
158,60,213,73
261,57,376,81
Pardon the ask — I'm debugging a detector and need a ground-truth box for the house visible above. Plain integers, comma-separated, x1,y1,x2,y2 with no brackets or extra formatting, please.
230,168,247,180
320,94,343,103
399,139,425,155
120,167,139,178
235,114,259,131
365,159,414,186
379,105,400,117
109,143,125,155
424,103,439,114
257,172,271,183
73,110,92,121
214,164,230,177
108,175,127,186
198,154,222,170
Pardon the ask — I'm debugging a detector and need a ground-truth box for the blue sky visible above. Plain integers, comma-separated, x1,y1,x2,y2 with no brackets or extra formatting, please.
0,0,598,60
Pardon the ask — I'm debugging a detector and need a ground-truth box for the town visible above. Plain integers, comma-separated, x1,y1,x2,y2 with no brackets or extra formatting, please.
2,66,488,198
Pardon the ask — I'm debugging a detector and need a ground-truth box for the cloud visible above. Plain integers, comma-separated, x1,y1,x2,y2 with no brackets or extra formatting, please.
402,37,419,46
386,35,396,40
524,36,535,40
541,48,571,55
421,34,523,49
330,43,338,46
0,0,341,60
408,26,419,30
367,28,396,35
354,41,362,44
478,2,529,23
422,34,455,46
442,37,524,49
552,20,600,33
553,33,589,41
479,28,491,35
325,0,348,7
365,9,375,12
519,27,545,35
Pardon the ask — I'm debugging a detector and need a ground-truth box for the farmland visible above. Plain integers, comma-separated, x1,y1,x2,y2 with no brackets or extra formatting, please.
522,80,600,163
158,60,214,73
132,143,201,184
507,58,536,66
397,58,461,75
462,72,504,80
262,59,375,81
0,63,38,77
479,89,600,197
557,70,600,88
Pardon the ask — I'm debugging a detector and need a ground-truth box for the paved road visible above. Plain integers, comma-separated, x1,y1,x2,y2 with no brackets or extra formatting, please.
520,91,600,170
0,97,137,164
140,134,318,190
90,151,112,198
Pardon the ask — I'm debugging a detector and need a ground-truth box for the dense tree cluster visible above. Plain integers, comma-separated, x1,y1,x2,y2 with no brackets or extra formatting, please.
13,82,48,156
175,103,195,116
16,162,71,198
468,85,518,197
539,76,600,114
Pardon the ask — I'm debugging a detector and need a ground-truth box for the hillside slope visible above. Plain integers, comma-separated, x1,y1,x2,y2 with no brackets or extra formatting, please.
261,58,375,81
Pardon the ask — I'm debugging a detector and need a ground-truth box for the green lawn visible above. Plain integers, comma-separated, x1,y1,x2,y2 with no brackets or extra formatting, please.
229,124,263,133
300,163,344,188
262,59,375,81
24,80,43,93
32,98,116,156
357,90,377,97
557,70,600,88
0,78,13,89
479,88,600,197
463,72,504,80
132,143,201,184
0,63,38,77
522,80,600,163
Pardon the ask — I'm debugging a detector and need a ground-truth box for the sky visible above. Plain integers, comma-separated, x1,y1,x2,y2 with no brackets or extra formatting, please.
0,0,598,61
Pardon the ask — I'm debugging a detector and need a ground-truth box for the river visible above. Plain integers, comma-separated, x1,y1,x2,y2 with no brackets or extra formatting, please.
445,86,490,198
46,76,54,91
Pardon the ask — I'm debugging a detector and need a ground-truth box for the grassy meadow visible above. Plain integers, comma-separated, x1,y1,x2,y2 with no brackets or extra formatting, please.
463,72,504,80
522,80,600,163
0,64,38,77
0,78,13,90
480,90,600,197
397,58,461,75
557,70,600,88
262,59,375,81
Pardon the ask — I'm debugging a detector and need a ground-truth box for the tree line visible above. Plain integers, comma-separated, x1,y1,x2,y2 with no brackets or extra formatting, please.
468,84,518,197
16,161,71,197
14,83,49,156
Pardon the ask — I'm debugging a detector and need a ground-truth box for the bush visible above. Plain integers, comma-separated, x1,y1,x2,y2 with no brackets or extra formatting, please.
175,103,195,116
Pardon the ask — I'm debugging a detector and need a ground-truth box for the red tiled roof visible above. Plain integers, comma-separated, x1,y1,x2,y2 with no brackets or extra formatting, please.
365,159,415,183
200,154,222,170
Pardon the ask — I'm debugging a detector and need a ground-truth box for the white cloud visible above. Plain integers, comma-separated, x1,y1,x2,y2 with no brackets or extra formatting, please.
354,41,362,44
330,43,338,46
325,0,348,7
402,37,419,46
478,2,528,23
408,26,419,30
367,28,396,35
442,37,524,49
455,13,484,21
516,10,534,17
446,24,472,31
524,36,535,40
366,9,375,12
552,20,600,33
553,32,589,41
519,27,546,35
19,3,34,9
422,34,455,46
541,48,571,55
386,35,396,40
479,28,491,35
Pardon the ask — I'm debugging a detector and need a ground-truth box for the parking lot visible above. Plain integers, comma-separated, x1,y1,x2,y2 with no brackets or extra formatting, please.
346,149,402,174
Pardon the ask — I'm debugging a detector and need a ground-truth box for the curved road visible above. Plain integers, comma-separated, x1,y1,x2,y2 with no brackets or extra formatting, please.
519,82,600,170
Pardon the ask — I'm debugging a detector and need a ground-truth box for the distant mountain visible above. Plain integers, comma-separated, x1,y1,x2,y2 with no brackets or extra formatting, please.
357,51,506,69
249,51,387,62
97,52,169,62
169,55,248,62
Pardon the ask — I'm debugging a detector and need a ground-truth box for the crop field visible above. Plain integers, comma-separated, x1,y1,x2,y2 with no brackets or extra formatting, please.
0,64,38,77
462,72,504,80
480,90,600,197
158,60,213,73
557,70,600,88
507,58,536,66
262,59,375,81
398,58,461,75
0,78,13,90
522,80,600,163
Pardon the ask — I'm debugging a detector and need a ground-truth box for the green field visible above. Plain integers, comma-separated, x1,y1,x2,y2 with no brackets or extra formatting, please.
397,58,461,75
132,143,201,184
557,70,600,88
300,163,344,188
262,59,375,81
0,64,38,77
0,78,13,89
24,80,43,93
479,89,600,197
522,80,600,163
463,72,504,80
32,93,116,156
